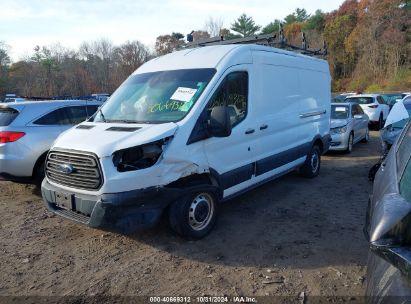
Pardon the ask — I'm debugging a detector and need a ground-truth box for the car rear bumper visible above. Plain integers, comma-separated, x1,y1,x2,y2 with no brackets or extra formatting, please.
0,142,36,178
0,157,34,180
41,179,187,234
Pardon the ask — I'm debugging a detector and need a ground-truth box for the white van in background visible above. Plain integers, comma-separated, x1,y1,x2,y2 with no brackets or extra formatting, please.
41,43,331,239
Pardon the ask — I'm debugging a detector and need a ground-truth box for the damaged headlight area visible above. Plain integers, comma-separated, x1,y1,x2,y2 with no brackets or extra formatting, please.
330,126,347,134
112,138,171,172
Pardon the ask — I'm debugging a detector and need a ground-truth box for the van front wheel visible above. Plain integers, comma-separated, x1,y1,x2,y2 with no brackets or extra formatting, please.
300,145,321,178
169,191,218,239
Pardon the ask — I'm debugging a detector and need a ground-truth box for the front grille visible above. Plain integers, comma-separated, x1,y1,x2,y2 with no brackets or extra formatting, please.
46,150,103,190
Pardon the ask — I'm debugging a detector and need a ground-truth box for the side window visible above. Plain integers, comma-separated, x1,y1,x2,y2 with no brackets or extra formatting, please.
377,96,384,104
86,105,99,117
66,106,88,124
400,158,411,203
208,72,248,127
351,106,358,116
34,107,70,125
34,106,89,125
352,105,363,116
397,124,411,175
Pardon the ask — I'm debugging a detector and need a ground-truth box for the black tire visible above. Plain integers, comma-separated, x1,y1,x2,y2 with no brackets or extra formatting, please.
378,114,384,130
169,190,218,240
361,128,369,143
345,133,354,154
33,157,46,187
300,145,321,178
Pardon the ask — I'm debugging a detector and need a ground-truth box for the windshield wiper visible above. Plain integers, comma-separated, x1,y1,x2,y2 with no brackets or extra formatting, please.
98,108,107,122
106,119,138,124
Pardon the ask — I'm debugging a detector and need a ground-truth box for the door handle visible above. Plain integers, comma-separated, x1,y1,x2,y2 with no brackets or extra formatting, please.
245,128,255,134
260,124,268,130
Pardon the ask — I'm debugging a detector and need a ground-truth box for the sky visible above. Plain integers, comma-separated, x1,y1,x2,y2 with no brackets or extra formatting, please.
0,0,345,61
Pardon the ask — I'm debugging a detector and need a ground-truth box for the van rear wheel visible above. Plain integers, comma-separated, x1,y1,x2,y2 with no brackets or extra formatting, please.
300,145,321,178
169,190,218,240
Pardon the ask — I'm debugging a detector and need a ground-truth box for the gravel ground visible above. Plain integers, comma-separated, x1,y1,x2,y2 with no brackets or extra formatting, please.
0,131,382,301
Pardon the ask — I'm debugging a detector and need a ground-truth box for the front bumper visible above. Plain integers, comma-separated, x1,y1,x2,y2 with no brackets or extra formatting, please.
41,179,185,234
329,132,350,151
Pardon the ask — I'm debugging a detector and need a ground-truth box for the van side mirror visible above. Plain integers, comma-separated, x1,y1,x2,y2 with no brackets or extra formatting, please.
208,106,232,137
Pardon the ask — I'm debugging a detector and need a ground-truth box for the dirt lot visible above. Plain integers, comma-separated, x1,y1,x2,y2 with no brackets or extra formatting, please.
0,132,382,300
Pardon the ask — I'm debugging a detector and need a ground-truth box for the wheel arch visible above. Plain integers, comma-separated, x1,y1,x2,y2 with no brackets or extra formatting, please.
32,151,48,178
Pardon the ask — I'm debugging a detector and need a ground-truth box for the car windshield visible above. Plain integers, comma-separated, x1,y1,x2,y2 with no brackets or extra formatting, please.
93,69,216,124
392,104,411,129
331,105,349,119
346,97,374,104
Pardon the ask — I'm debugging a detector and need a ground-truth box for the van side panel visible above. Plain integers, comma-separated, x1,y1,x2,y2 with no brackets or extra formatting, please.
250,51,330,177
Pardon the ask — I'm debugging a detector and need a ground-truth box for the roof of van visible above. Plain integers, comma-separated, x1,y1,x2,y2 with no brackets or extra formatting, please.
135,44,329,75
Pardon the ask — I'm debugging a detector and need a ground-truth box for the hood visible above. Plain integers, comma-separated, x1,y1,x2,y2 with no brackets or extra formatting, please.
52,122,178,157
385,100,409,128
330,119,348,129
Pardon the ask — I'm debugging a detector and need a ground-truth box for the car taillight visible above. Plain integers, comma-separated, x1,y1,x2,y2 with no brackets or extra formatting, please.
368,105,378,108
0,132,26,143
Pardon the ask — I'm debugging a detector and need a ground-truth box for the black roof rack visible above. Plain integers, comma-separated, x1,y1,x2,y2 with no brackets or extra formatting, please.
185,24,327,57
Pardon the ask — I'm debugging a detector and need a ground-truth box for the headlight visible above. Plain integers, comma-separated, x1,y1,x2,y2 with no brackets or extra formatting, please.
112,137,171,172
331,126,348,134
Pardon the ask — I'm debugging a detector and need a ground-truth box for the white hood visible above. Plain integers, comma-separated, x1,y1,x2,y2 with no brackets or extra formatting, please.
384,100,409,127
52,122,178,157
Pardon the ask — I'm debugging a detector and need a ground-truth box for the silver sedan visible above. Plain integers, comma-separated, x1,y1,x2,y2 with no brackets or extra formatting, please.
0,99,102,185
329,102,369,153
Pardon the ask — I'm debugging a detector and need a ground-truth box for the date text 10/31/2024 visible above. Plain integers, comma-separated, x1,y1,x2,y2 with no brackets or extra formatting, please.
149,296,257,303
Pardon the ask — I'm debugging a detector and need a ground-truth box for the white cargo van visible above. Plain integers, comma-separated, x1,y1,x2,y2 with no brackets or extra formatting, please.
42,43,331,239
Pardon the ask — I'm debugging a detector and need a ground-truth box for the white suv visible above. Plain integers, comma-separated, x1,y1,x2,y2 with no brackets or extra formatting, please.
345,94,390,129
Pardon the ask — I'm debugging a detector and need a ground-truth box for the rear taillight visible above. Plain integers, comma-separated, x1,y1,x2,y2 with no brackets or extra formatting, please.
368,104,378,108
0,132,26,143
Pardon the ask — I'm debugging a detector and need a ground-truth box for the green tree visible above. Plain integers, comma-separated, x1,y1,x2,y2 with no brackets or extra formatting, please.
171,32,184,40
285,8,310,24
261,19,282,34
0,42,11,97
304,10,325,31
230,14,261,37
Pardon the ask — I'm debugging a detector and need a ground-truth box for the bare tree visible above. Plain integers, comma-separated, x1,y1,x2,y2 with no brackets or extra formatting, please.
155,35,181,55
113,40,150,83
204,16,224,37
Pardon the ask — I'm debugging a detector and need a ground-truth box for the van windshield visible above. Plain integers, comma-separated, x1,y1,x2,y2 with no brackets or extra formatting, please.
93,69,216,124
